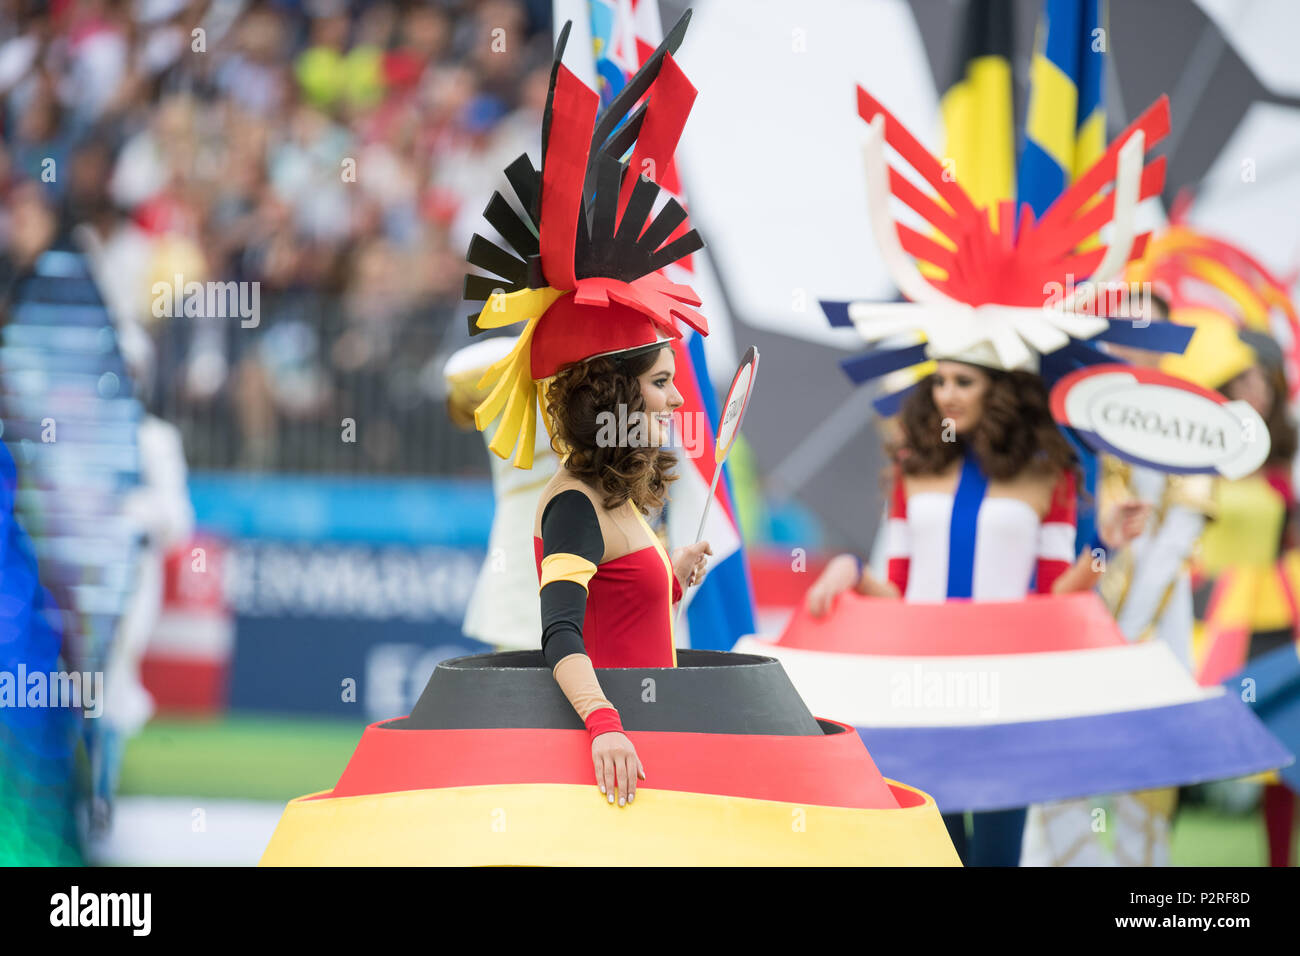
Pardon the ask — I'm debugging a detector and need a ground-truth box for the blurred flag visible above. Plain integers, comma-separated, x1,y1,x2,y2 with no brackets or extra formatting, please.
939,0,1016,218
553,0,598,86
1018,0,1107,217
1018,0,1109,552
553,1,757,649
881,1,1018,507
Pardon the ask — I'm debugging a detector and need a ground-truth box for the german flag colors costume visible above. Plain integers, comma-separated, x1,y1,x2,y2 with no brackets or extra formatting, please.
459,15,707,471
262,12,959,866
260,651,958,866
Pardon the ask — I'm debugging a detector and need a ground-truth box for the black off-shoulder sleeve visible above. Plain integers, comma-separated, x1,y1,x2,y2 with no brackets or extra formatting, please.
538,490,604,669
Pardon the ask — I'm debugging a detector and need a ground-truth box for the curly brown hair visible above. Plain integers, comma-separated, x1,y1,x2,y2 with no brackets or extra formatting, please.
543,347,677,514
898,365,1079,483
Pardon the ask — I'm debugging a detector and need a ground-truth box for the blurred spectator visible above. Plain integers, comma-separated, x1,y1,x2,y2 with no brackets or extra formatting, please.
2,0,551,474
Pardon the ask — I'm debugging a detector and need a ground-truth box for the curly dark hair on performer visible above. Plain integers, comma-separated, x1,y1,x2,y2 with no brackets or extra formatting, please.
897,366,1080,483
544,349,677,514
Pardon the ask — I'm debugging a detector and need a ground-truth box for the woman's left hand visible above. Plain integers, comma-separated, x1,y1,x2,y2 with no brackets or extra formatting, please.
671,540,713,591
1098,499,1151,551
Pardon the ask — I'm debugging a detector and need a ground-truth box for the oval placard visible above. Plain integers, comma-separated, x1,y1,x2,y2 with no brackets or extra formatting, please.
1050,364,1269,478
715,346,759,464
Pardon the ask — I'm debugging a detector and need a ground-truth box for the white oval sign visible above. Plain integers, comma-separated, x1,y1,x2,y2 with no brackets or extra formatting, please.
715,346,759,463
1053,365,1269,479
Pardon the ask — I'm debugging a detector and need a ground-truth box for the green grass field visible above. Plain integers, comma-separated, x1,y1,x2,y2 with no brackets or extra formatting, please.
119,716,1281,865
119,715,366,804
1168,807,1268,866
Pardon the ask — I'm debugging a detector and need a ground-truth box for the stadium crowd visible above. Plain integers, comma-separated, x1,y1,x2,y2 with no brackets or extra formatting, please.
0,0,553,473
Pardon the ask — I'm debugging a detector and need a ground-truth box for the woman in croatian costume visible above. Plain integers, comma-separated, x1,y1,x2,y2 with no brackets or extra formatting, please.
461,17,712,808
805,362,1142,609
805,359,1146,866
782,90,1225,867
1165,314,1300,867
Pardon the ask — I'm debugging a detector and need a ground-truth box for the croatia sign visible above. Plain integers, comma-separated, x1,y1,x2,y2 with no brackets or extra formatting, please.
1050,364,1270,479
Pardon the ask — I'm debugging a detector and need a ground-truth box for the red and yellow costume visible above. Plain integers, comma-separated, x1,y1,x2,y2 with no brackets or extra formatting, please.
459,15,710,741
1194,466,1300,684
1160,311,1300,867
534,487,681,670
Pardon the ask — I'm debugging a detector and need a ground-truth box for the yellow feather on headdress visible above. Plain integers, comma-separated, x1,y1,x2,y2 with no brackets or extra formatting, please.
471,286,565,469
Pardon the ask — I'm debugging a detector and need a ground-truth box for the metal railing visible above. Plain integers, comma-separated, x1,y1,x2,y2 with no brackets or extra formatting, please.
149,289,489,476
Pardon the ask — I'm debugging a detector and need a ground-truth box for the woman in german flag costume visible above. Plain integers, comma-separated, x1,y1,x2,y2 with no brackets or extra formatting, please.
459,11,715,806
260,13,959,866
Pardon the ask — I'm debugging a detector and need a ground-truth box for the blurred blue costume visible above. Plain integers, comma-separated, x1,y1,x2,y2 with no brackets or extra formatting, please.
0,441,81,865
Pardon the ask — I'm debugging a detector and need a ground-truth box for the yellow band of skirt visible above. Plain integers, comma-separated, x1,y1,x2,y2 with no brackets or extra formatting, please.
261,781,961,866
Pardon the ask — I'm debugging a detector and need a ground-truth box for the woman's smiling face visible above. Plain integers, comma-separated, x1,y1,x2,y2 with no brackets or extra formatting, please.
637,346,683,446
931,360,991,435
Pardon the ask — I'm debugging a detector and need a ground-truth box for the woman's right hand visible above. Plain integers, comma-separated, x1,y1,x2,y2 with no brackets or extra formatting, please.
805,554,861,617
592,731,645,807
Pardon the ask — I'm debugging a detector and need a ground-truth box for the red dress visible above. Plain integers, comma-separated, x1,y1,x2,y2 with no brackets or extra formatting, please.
534,526,682,668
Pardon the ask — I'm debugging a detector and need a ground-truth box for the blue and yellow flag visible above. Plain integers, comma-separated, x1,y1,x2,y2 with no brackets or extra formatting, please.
886,1,1017,406
1018,0,1106,217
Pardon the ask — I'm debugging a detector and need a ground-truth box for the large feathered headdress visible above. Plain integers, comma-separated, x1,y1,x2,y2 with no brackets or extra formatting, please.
463,12,707,468
824,88,1194,413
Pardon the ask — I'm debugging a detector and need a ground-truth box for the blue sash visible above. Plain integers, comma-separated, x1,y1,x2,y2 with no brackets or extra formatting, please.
946,449,988,599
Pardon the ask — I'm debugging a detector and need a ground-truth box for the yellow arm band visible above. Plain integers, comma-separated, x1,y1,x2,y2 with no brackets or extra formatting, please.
540,552,598,592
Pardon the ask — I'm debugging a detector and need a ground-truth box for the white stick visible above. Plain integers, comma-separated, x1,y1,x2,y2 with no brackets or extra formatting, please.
673,464,722,632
